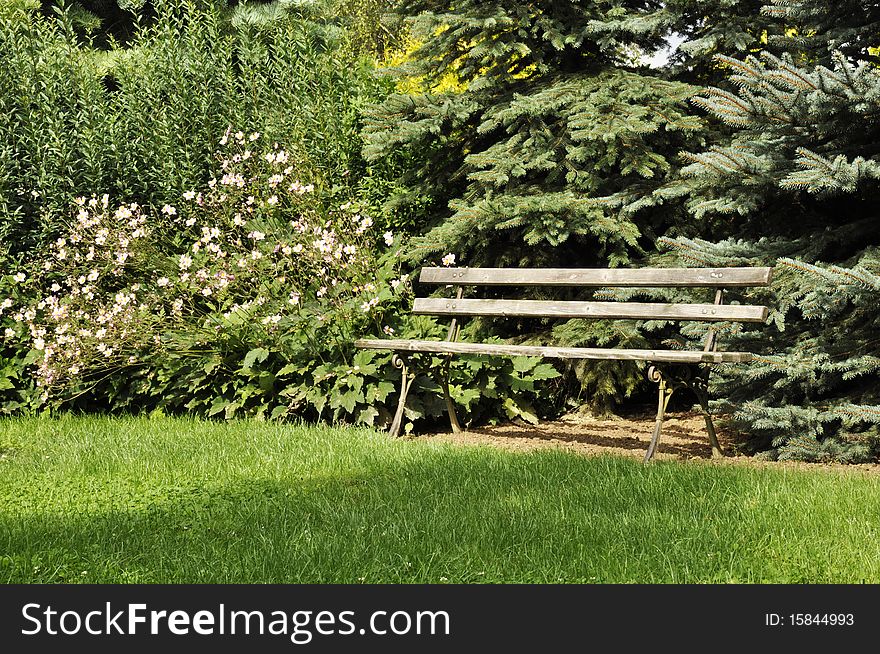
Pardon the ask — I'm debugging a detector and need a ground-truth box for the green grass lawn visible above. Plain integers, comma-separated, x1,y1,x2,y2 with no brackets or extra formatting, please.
0,415,878,583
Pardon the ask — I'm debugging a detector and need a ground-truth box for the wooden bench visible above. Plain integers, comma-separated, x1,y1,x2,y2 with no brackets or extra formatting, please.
356,266,773,462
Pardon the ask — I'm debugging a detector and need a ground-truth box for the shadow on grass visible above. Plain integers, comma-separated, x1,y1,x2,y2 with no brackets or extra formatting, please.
0,449,873,584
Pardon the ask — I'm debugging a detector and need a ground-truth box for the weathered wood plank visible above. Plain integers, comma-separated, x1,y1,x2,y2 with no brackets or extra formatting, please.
355,339,753,364
412,297,769,322
420,267,773,287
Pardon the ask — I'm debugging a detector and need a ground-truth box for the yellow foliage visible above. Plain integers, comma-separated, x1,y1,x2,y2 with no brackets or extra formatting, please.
378,36,468,95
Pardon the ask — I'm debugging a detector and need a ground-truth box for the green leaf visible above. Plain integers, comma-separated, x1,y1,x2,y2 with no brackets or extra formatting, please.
509,377,534,392
203,358,222,374
224,401,241,420
277,363,299,376
270,405,288,420
332,389,359,414
357,405,379,426
529,363,560,380
366,380,395,403
242,347,270,370
307,388,327,414
502,397,539,424
258,371,275,392
455,387,481,408
512,356,536,373
208,399,230,417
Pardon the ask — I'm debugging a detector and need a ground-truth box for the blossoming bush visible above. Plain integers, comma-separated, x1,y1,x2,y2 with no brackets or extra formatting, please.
1,132,412,423
1,130,565,428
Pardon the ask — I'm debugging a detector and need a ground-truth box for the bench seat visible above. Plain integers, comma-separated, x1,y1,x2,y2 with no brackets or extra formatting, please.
356,265,773,461
355,338,753,364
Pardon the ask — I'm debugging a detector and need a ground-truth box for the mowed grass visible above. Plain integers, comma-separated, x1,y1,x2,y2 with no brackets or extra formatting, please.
0,416,878,583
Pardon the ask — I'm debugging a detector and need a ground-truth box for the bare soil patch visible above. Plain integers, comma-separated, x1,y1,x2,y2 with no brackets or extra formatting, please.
419,410,880,476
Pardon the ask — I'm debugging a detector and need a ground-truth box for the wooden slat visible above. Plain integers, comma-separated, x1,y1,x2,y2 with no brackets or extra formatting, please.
355,339,753,364
420,267,773,287
412,298,768,322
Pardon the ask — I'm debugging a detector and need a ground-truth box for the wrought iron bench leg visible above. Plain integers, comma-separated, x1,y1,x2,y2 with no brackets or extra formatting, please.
645,366,674,462
694,368,723,458
440,358,462,433
389,354,414,438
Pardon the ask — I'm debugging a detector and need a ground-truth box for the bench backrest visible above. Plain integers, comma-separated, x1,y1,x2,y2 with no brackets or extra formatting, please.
415,267,772,324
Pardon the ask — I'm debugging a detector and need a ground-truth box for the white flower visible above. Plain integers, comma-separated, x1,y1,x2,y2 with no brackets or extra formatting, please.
383,326,395,336
4,328,14,339
2,298,14,309
248,230,266,241
157,277,170,287
288,293,300,305
185,217,197,227
179,254,193,270
162,204,177,216
442,253,456,267
391,279,401,290
249,132,260,141
87,270,99,282
266,195,278,206
183,190,196,201
383,231,394,246
13,272,26,283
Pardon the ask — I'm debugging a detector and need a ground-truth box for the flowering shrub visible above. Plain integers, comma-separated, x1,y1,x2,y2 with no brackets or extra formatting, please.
0,130,566,428
1,131,410,422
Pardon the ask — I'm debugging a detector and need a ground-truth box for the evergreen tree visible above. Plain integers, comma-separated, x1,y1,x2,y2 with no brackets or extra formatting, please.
655,0,880,462
362,0,709,270
361,1,794,409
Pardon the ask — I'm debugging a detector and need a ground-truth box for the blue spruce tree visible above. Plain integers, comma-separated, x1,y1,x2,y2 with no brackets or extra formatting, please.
654,0,880,462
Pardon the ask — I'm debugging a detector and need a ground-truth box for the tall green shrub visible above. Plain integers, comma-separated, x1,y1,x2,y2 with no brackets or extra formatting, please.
0,0,388,260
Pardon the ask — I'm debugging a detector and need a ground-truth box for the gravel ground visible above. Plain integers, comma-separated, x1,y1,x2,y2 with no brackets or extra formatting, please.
418,410,880,475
